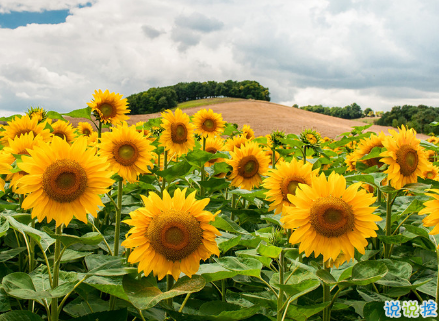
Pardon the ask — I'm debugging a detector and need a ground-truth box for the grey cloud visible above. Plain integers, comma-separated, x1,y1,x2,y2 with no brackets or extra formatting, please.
175,12,224,33
171,27,201,52
141,25,164,39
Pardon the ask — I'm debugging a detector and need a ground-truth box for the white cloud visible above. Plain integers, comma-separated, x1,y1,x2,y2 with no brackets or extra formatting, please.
0,0,93,13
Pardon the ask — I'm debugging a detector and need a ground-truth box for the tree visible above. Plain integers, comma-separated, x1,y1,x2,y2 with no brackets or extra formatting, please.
364,108,373,117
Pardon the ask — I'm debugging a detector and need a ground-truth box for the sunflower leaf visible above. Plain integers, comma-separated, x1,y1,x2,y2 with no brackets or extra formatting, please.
46,111,66,122
42,227,103,248
0,311,44,321
6,216,55,252
156,160,193,181
214,256,263,277
63,107,92,120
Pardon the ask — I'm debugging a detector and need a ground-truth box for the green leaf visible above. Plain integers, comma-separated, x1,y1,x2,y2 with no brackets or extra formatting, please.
46,111,66,122
235,249,272,268
378,235,414,244
43,227,103,248
197,263,239,282
316,269,338,285
0,219,9,237
2,273,51,303
213,161,232,175
199,178,230,193
217,235,242,253
0,311,44,321
278,279,320,301
123,274,206,310
84,276,129,301
339,261,388,287
63,107,92,120
85,254,136,276
256,243,282,259
65,309,128,321
194,301,262,320
0,287,11,313
215,257,263,277
402,182,431,194
60,249,93,263
156,160,193,181
211,214,249,235
0,247,26,262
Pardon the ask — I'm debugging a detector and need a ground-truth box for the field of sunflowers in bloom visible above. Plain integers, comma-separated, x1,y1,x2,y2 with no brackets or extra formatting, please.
1,90,439,321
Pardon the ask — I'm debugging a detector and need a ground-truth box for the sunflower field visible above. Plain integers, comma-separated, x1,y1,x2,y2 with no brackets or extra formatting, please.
1,90,439,321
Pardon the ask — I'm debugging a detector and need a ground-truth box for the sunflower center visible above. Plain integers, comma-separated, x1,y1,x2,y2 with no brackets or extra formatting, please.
281,177,305,201
202,119,216,132
427,171,435,179
42,159,88,203
396,144,419,176
113,141,139,166
206,147,218,163
238,155,259,178
171,123,188,144
147,209,203,261
99,103,116,118
83,129,91,136
310,196,355,238
54,132,66,140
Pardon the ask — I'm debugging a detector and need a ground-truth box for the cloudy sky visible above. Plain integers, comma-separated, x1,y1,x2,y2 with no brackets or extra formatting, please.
1,0,439,117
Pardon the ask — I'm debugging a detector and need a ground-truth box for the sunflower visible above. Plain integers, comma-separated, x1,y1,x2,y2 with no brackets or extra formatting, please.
281,172,380,261
204,136,225,167
159,108,195,156
241,124,255,140
226,141,270,190
350,132,386,169
419,189,439,241
16,136,114,227
87,89,130,125
0,155,12,192
1,115,51,146
1,132,45,191
77,122,94,137
192,108,225,137
345,152,357,172
300,129,321,146
122,188,220,280
51,120,76,144
26,107,46,123
380,125,430,189
99,122,154,183
423,164,439,180
87,131,99,147
263,158,316,215
224,135,248,152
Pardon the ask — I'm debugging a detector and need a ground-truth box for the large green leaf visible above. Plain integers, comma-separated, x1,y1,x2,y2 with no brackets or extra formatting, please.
256,243,282,259
84,275,129,301
85,254,136,276
65,308,128,321
156,160,193,181
185,149,228,168
0,311,43,321
214,257,263,278
217,235,242,253
277,279,320,301
43,227,103,248
2,272,51,303
339,261,388,287
197,263,239,282
0,287,11,313
0,247,26,262
63,107,92,120
211,214,249,235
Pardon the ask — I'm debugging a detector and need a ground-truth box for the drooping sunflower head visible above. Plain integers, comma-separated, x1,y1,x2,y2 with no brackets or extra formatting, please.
192,108,226,137
263,158,316,215
380,125,430,189
99,122,154,183
1,115,51,146
226,141,270,190
122,188,221,280
204,136,225,167
270,130,286,148
159,108,196,156
87,89,130,125
51,120,76,144
241,124,255,140
26,106,47,123
350,132,386,171
77,122,94,137
224,135,249,152
281,172,380,261
16,136,114,227
300,129,321,146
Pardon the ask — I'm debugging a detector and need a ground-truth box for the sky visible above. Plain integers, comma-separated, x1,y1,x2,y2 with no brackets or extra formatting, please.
1,0,439,118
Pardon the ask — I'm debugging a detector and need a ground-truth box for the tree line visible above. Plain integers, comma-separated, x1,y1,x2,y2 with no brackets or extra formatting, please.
126,80,270,115
376,105,439,135
296,103,366,119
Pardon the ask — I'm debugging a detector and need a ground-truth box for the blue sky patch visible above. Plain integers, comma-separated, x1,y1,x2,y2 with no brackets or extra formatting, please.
0,9,71,29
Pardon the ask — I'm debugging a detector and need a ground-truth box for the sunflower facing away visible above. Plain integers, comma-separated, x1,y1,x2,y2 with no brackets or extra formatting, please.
263,158,316,215
51,120,76,144
281,172,381,262
26,106,46,123
16,136,114,227
226,141,270,190
87,89,130,125
99,122,154,183
1,115,51,146
159,108,195,156
122,188,221,280
380,125,430,189
77,122,94,137
192,108,225,137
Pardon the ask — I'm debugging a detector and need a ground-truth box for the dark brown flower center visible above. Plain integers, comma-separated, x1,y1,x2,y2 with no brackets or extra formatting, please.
171,123,188,144
238,155,259,178
99,103,116,118
281,177,306,201
113,141,139,166
202,119,216,132
396,144,419,176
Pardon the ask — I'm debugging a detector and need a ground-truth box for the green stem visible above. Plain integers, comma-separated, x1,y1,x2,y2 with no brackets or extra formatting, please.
277,250,285,321
113,179,123,257
51,225,63,321
161,150,168,196
98,121,102,139
58,275,89,312
384,193,394,259
166,275,175,309
303,146,307,164
221,279,226,302
178,293,191,313
231,194,237,221
200,137,206,197
137,309,147,321
272,147,277,169
326,286,343,320
322,264,332,321
29,219,36,272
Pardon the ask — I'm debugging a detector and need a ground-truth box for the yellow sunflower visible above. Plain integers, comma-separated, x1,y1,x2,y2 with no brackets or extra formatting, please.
51,120,76,144
0,155,12,192
350,132,386,170
345,152,357,172
263,158,317,215
87,131,99,147
241,124,255,140
423,164,439,180
224,135,248,152
159,108,195,156
1,132,45,192
281,172,380,261
1,115,51,146
26,107,46,123
122,188,221,280
99,122,154,183
226,141,270,190
300,129,321,146
77,122,94,137
204,136,225,167
192,108,225,137
87,89,130,125
380,126,430,189
16,136,114,227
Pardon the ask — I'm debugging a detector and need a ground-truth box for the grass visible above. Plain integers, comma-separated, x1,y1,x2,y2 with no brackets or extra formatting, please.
176,97,245,110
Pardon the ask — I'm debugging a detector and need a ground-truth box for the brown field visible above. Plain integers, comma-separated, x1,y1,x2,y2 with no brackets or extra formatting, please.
66,100,429,140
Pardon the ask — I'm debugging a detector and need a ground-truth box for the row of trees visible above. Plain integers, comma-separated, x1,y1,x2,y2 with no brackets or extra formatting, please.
376,105,439,135
295,103,365,119
127,80,270,115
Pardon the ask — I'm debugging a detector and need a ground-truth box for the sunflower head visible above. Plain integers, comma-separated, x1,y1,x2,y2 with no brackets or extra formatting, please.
241,124,255,140
423,164,439,180
26,106,47,123
204,136,225,167
51,120,76,144
77,122,94,137
270,130,286,148
122,188,221,280
1,115,51,146
159,108,196,156
224,135,249,152
349,132,386,171
300,129,321,146
88,89,130,125
192,108,226,137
